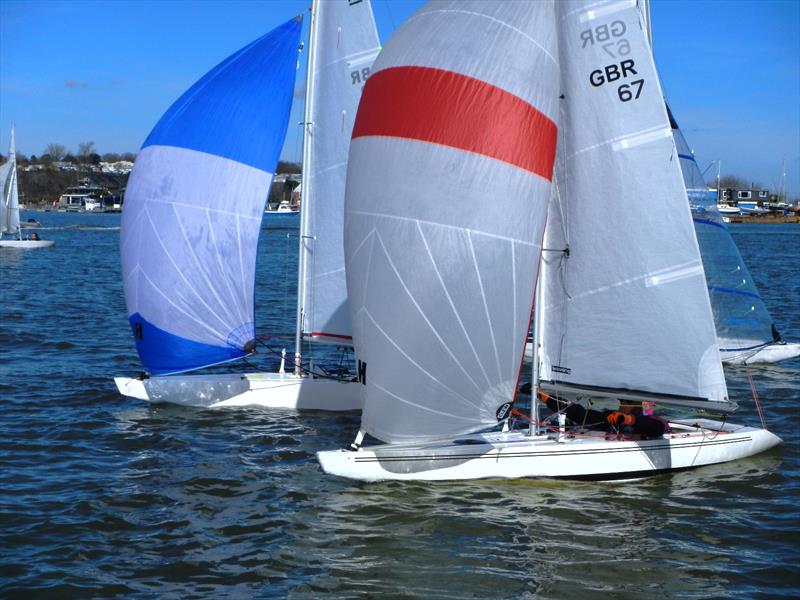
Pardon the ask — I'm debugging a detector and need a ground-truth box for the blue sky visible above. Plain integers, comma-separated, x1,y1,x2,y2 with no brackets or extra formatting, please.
1,0,798,197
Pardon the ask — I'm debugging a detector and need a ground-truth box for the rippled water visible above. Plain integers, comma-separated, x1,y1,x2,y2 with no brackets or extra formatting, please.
1,213,798,598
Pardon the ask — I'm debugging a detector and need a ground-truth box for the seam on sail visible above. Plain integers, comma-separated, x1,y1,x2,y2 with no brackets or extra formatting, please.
146,197,263,221
374,230,490,398
313,266,345,278
511,241,517,377
144,207,233,335
575,0,637,22
206,209,248,329
406,9,558,66
350,210,540,247
416,221,489,396
236,213,249,338
313,161,347,177
546,259,704,308
371,379,478,422
172,204,240,328
467,231,504,384
566,125,670,161
138,269,227,343
362,307,483,413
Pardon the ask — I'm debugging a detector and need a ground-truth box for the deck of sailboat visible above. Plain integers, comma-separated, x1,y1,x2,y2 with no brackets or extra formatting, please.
317,420,781,482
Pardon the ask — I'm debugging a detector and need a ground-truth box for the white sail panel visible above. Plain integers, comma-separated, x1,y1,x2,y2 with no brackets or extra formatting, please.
1,127,19,235
541,0,728,403
345,0,560,443
0,160,11,235
301,0,381,344
120,18,302,375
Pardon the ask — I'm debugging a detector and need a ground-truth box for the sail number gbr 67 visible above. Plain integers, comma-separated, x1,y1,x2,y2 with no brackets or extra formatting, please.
581,19,644,103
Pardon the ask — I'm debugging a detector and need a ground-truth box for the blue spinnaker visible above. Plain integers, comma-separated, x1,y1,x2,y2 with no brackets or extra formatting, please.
121,17,302,374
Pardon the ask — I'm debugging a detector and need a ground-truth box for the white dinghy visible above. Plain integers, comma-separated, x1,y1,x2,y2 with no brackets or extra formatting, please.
0,127,54,249
115,1,381,409
317,0,781,482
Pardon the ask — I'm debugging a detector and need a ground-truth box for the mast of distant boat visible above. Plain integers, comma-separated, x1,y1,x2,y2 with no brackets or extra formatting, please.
294,0,319,376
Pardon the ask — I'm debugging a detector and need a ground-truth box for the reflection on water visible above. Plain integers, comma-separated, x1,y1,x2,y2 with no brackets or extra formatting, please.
1,215,798,597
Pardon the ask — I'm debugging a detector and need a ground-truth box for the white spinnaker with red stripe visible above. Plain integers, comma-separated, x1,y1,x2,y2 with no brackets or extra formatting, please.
344,0,559,444
541,0,729,406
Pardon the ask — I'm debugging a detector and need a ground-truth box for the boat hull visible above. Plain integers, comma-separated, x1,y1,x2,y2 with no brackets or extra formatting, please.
720,342,800,365
115,371,362,410
0,239,55,248
317,420,782,482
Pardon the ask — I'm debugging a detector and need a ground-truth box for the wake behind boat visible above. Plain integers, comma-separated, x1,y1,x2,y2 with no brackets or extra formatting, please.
115,0,380,409
317,0,781,482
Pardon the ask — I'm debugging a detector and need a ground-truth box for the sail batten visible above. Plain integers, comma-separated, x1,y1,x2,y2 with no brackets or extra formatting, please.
121,18,302,375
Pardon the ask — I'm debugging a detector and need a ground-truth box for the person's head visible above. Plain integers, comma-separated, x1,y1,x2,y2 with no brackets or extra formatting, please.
619,401,642,415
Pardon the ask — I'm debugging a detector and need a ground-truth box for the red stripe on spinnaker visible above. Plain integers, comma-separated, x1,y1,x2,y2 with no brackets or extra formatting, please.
352,66,557,180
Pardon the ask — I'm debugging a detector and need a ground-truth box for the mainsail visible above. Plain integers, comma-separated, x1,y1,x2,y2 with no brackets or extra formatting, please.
345,0,559,443
541,0,730,409
121,18,302,375
670,109,779,357
1,126,20,237
298,0,381,345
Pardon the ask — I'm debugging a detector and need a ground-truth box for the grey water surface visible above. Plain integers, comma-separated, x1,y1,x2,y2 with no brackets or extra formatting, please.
1,213,798,598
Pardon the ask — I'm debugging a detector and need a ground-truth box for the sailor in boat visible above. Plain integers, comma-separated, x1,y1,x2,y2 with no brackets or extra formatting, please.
536,391,670,439
28,232,40,241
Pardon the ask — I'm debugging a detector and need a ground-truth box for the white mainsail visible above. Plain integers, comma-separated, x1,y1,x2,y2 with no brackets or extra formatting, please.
541,0,729,406
1,126,20,237
298,0,381,346
345,0,560,443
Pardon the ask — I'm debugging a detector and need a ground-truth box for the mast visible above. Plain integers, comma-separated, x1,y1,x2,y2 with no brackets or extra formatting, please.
294,0,319,376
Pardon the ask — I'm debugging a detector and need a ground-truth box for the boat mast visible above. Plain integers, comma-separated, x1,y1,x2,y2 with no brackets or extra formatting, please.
294,0,319,376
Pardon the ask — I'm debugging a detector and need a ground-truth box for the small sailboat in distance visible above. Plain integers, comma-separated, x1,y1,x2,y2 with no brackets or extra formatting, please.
0,126,54,249
317,0,781,482
115,2,380,409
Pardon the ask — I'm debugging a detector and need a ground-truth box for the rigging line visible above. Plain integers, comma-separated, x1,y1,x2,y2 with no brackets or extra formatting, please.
467,230,504,384
371,379,478,423
416,222,491,395
144,206,233,334
361,307,484,413
407,8,558,67
172,204,240,327
511,241,517,378
206,208,249,328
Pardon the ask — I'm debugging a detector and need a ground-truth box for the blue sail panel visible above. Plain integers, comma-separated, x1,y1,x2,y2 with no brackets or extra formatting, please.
120,17,302,375
670,108,776,351
130,314,246,375
143,17,302,173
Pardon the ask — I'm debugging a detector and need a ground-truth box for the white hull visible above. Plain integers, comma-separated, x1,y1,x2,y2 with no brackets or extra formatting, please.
0,239,55,248
115,371,362,410
525,341,800,365
721,342,800,365
317,420,781,482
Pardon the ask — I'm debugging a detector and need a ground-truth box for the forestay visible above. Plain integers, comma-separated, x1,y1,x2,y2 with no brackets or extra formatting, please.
670,109,777,354
541,0,729,407
299,0,381,345
121,18,302,375
345,0,560,443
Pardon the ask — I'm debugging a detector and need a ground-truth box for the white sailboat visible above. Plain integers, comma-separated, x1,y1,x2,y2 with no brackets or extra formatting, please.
115,0,381,409
317,0,781,482
643,0,799,365
0,127,54,249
